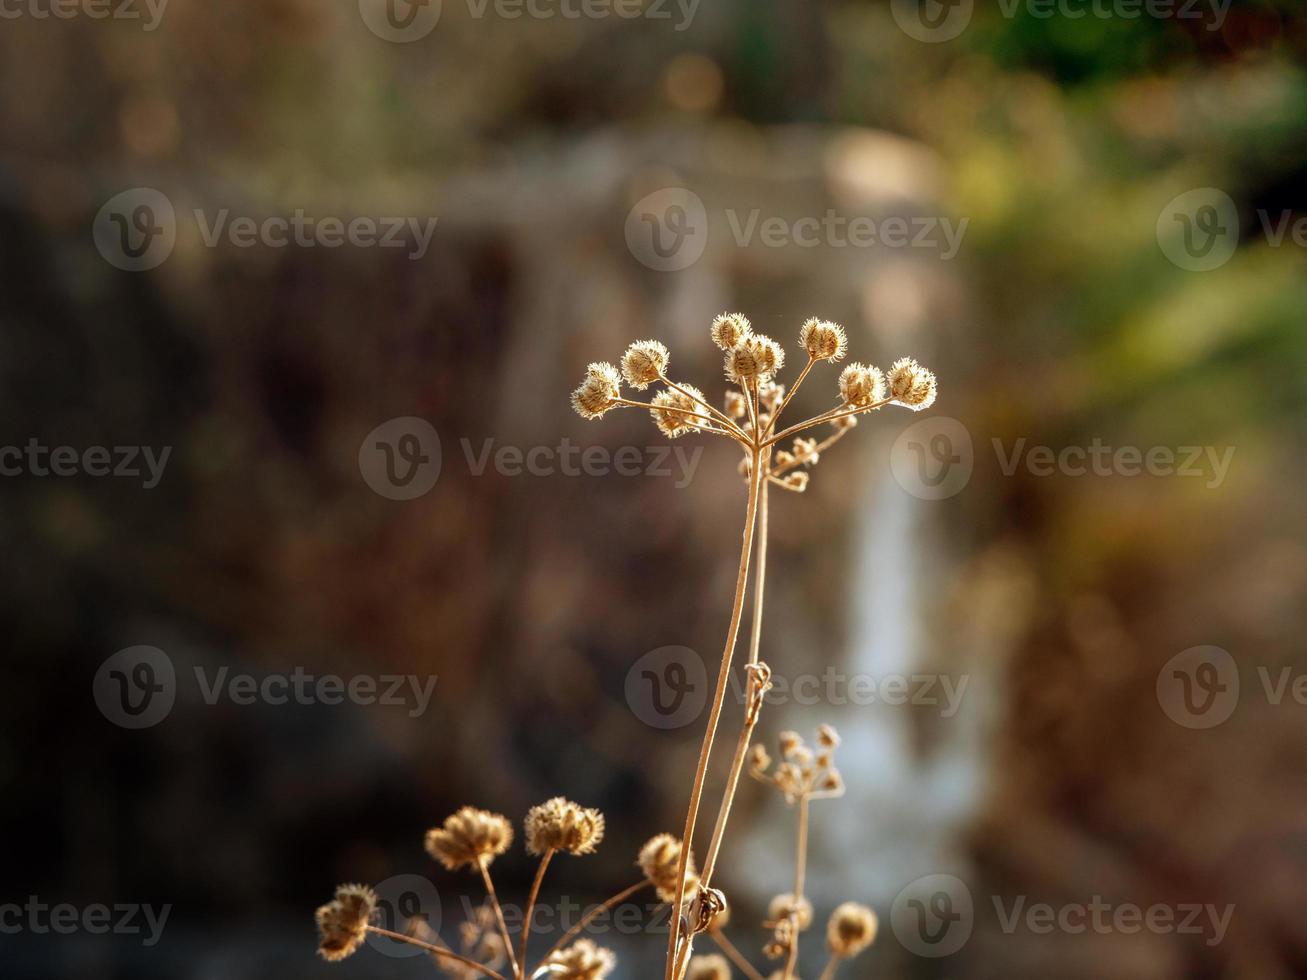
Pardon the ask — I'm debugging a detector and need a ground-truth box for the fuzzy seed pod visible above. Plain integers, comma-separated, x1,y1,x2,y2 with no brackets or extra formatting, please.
837,362,886,408
687,953,732,980
820,768,845,794
725,336,785,384
769,893,813,931
748,743,772,775
544,939,617,980
799,318,848,362
827,902,877,957
638,833,698,903
711,312,752,351
781,472,809,492
830,413,858,431
651,385,710,438
817,724,840,748
723,390,747,419
620,340,670,389
792,437,819,466
571,362,622,420
759,381,786,411
887,357,937,410
525,797,606,856
425,807,514,871
779,731,803,756
315,883,376,961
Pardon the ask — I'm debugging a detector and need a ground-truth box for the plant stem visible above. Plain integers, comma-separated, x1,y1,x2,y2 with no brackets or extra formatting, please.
762,357,815,440
659,373,750,439
366,926,507,980
816,953,842,980
780,795,811,980
764,399,892,448
771,425,853,477
664,442,765,980
699,452,770,886
709,928,766,980
614,398,737,437
518,849,554,971
479,857,522,980
534,881,651,969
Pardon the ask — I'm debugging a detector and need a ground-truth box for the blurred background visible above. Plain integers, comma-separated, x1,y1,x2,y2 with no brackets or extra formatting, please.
3,0,1307,977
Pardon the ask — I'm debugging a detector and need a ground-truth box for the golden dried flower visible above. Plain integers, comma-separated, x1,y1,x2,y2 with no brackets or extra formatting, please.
315,883,376,962
799,318,848,362
725,335,785,384
837,362,885,408
831,413,857,431
779,731,803,756
781,472,809,492
817,724,840,748
711,312,752,351
724,390,747,419
773,450,796,468
524,797,605,856
620,340,670,389
748,743,772,775
544,939,617,980
759,381,786,411
827,902,878,957
792,437,819,466
820,769,845,794
687,954,732,980
638,833,698,903
425,807,514,871
571,362,622,420
886,357,937,410
651,385,710,438
769,893,813,931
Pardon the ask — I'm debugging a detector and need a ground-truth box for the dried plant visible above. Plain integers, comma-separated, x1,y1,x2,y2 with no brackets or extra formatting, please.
313,313,934,980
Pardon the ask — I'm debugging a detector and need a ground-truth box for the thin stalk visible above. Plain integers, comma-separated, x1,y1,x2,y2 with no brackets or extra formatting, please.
762,357,815,440
659,373,750,440
771,426,853,478
780,795,811,980
614,399,739,438
534,881,651,968
366,926,507,980
764,399,893,449
709,928,766,980
478,858,522,980
518,849,555,971
664,442,765,980
699,452,771,886
816,953,843,980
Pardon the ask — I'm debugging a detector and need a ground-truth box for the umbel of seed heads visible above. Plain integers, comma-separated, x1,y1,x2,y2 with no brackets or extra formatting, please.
571,313,936,491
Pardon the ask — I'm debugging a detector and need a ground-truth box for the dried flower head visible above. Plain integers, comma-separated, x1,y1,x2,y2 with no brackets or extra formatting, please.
820,768,845,795
687,953,732,980
817,724,840,748
651,385,710,438
748,743,772,775
780,472,809,493
571,362,622,420
724,390,747,419
886,357,937,410
315,884,376,962
524,797,605,856
425,807,514,871
620,340,670,389
837,362,886,408
545,939,617,980
725,335,785,384
779,731,803,756
711,312,752,351
769,893,814,931
759,381,786,411
831,413,857,431
792,437,819,466
799,318,848,362
638,833,698,903
827,902,878,957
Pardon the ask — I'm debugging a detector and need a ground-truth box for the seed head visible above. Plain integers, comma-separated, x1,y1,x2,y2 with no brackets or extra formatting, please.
651,384,710,438
425,807,514,871
780,472,809,492
817,724,840,748
886,357,937,410
687,953,732,980
711,312,752,351
837,363,885,408
759,380,786,411
524,797,606,856
827,902,878,957
620,340,670,389
831,413,857,431
792,437,819,466
724,391,747,419
799,318,848,362
571,362,622,420
544,939,617,980
315,883,376,962
769,893,813,931
779,731,803,756
748,743,772,775
725,335,785,384
638,833,698,903
820,768,845,795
